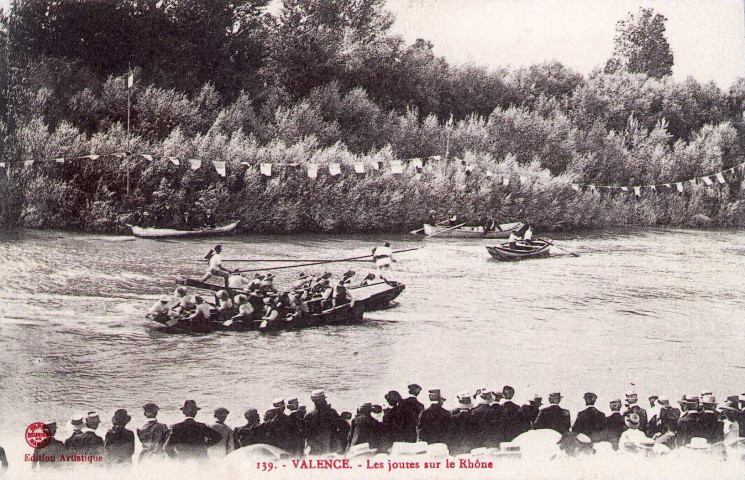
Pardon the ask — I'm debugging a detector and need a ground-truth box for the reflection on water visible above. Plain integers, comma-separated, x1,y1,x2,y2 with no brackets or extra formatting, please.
0,227,744,471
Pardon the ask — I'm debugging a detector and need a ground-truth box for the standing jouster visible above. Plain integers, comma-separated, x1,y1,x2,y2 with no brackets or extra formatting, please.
200,245,232,288
372,242,394,276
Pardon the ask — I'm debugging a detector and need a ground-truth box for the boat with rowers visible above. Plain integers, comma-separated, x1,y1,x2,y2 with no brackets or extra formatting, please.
416,222,524,239
129,220,240,239
486,237,551,261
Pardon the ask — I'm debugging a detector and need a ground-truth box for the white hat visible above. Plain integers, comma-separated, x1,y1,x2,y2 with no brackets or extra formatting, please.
625,391,637,398
311,390,326,400
347,443,377,458
686,437,710,450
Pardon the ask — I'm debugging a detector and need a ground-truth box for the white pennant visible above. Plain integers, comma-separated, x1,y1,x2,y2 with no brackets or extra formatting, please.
486,170,493,179
167,157,179,166
651,185,657,192
260,163,272,177
24,160,34,168
571,184,579,192
621,186,629,192
429,155,442,161
411,158,423,169
634,186,641,197
390,161,403,174
329,163,341,176
589,185,596,192
689,179,697,186
701,176,713,186
676,182,684,193
307,164,318,179
502,177,510,187
85,155,100,160
715,172,726,184
140,154,154,161
55,157,65,164
189,159,202,170
354,162,365,174
213,160,226,177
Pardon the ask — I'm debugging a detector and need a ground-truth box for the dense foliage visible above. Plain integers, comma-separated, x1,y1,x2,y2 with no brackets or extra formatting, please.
0,0,744,233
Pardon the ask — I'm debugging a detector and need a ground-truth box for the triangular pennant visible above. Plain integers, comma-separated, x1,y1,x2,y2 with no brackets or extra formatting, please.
571,184,579,192
411,158,423,169
189,159,202,170
715,172,726,184
664,183,672,189
167,157,179,166
621,186,629,192
127,70,134,89
240,162,250,167
502,177,510,187
213,160,226,177
391,161,403,175
701,176,713,186
589,185,596,192
689,179,697,186
650,185,657,193
0,162,5,169
354,163,365,174
24,160,34,168
140,154,154,161
307,164,318,179
260,163,272,177
519,175,527,183
634,186,641,197
676,182,684,193
329,163,341,176
55,157,65,164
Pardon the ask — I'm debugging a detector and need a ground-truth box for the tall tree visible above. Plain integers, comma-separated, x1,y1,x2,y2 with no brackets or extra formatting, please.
605,8,674,79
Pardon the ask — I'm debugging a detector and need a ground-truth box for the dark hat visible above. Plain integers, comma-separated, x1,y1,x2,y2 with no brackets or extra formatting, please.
408,383,422,392
244,408,258,419
214,407,229,416
584,392,597,398
371,404,382,414
112,409,131,426
214,244,222,250
341,411,352,421
180,400,201,411
143,402,159,412
428,389,445,402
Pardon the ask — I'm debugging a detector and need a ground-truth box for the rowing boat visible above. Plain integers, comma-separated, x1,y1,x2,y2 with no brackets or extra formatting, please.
176,278,404,311
486,238,551,261
150,302,365,334
419,222,523,238
130,220,240,239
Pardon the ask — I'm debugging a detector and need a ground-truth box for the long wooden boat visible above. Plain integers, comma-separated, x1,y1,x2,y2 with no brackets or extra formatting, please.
420,222,523,239
176,278,404,311
150,302,365,334
130,221,240,239
486,238,551,261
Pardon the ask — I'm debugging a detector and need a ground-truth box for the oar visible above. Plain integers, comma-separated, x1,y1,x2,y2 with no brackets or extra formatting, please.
233,247,421,273
539,237,580,257
427,223,466,238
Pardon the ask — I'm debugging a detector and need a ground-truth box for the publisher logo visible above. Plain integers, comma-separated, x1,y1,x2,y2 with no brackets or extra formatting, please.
25,423,51,449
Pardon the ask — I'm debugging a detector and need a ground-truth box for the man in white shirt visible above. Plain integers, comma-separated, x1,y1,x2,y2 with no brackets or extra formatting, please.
200,245,231,287
372,242,394,274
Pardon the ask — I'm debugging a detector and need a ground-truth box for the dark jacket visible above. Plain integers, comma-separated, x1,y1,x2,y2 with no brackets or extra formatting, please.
500,401,522,442
66,430,104,457
104,427,135,464
447,407,481,455
163,418,222,459
136,420,169,459
572,406,607,441
347,414,384,451
234,424,263,449
32,438,67,468
533,405,571,434
263,413,303,456
699,410,723,444
416,404,451,445
603,412,626,449
515,404,539,435
623,405,648,432
401,396,425,415
470,403,502,447
677,411,703,447
303,404,347,455
383,404,417,445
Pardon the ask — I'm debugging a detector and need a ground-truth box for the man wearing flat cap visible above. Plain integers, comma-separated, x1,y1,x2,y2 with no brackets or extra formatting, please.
303,390,348,455
572,392,606,442
209,407,235,457
31,422,67,469
67,412,104,458
263,398,303,457
417,389,451,445
104,409,135,465
603,399,625,449
137,403,169,461
401,383,425,415
234,409,262,449
533,393,571,434
164,400,222,459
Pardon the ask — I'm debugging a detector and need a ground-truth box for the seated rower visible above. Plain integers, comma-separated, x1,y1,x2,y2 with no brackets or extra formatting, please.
171,286,195,318
248,274,264,292
228,272,250,291
186,295,213,323
147,296,171,321
215,290,234,319
333,281,353,307
508,230,522,250
320,280,334,310
448,212,458,227
292,272,311,290
261,297,280,323
359,273,377,286
232,295,255,321
341,270,356,285
523,224,535,245
259,274,277,295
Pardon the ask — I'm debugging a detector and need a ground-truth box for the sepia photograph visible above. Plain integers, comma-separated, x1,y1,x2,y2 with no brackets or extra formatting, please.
0,0,744,478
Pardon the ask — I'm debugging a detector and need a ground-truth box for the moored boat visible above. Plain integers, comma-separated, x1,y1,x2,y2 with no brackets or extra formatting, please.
486,238,551,261
420,222,523,239
130,220,240,239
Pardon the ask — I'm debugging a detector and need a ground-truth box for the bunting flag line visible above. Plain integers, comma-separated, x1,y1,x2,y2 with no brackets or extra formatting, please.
55,158,65,164
676,182,684,193
634,186,641,197
189,159,201,171
140,154,154,161
411,158,423,169
260,163,272,177
212,160,226,178
715,172,726,184
702,176,713,186
502,177,509,187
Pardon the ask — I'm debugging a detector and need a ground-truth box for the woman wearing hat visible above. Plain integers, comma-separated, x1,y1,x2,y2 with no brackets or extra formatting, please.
618,413,647,452
104,409,135,465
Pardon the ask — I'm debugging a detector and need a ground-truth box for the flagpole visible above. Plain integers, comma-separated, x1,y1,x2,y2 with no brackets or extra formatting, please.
126,64,132,196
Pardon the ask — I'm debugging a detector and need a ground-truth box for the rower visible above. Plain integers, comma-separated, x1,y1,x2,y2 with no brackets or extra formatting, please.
248,274,264,292
427,210,438,226
187,295,213,321
360,273,377,286
523,224,535,245
228,272,250,290
448,212,458,227
334,281,353,307
215,290,234,319
508,230,521,250
172,286,195,317
372,242,394,274
232,294,255,321
341,270,356,285
261,297,279,322
147,296,171,321
200,245,231,288
292,272,311,290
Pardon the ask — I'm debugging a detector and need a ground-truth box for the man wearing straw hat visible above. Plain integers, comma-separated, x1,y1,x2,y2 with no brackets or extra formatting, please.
470,388,501,447
447,392,480,455
699,395,723,444
67,412,104,457
676,395,704,448
164,400,222,459
304,390,347,455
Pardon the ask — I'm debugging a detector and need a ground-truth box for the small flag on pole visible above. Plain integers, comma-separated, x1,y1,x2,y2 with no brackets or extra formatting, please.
329,163,341,176
189,159,201,171
715,172,726,184
260,163,272,177
213,160,226,177
307,164,318,179
127,69,134,89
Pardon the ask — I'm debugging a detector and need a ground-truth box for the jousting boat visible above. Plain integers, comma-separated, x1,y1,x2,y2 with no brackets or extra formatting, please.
419,222,524,239
486,238,551,261
130,220,240,239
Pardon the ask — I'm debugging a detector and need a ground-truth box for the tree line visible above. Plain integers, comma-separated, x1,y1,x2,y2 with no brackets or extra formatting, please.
0,1,744,232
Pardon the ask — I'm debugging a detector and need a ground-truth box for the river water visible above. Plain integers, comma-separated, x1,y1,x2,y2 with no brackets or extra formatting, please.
0,227,744,474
